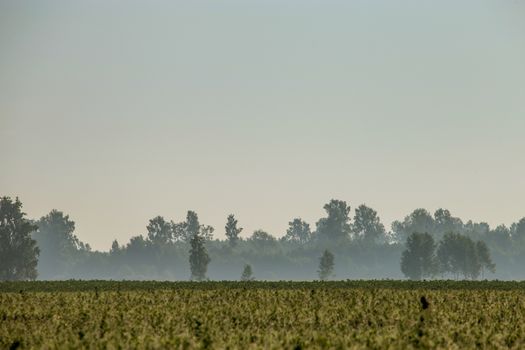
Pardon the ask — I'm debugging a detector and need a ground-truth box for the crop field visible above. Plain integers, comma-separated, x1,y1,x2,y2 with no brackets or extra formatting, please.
2,281,525,349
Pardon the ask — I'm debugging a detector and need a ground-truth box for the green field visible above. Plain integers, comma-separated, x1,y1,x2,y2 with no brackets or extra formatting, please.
2,281,525,349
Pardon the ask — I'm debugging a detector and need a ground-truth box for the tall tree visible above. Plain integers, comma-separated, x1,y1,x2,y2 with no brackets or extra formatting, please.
482,224,511,251
400,232,437,280
146,216,173,245
0,197,39,281
464,220,490,240
225,214,242,247
318,249,335,280
392,209,435,243
434,209,463,239
110,240,120,255
315,199,352,241
476,240,495,278
189,233,210,281
174,211,214,242
283,218,311,244
125,235,151,267
512,217,525,243
463,237,481,280
353,204,386,244
34,210,84,278
437,232,488,280
436,232,463,279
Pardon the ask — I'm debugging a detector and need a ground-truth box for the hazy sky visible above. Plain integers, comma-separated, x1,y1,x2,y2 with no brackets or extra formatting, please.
1,0,524,250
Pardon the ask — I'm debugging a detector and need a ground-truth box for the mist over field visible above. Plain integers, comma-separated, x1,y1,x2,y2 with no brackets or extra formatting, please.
0,197,523,281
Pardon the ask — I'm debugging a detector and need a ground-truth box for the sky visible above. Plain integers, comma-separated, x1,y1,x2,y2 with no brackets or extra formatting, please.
1,0,524,250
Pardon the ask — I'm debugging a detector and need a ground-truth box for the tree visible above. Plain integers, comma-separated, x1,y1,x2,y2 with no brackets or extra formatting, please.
434,209,463,239
189,232,210,281
512,217,525,243
34,209,85,279
400,232,437,280
464,220,490,240
0,197,39,281
248,230,278,252
436,232,462,279
110,240,120,255
353,204,386,244
318,249,335,280
392,209,435,243
463,237,481,280
315,200,352,241
125,235,151,267
146,216,173,245
241,264,254,281
476,240,495,278
174,211,214,242
225,214,242,247
437,232,487,280
485,225,511,251
283,218,311,244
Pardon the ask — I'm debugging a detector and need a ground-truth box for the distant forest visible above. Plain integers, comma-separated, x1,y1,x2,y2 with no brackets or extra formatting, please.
1,196,524,281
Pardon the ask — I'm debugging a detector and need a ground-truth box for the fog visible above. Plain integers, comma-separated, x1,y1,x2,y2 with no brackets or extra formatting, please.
25,202,525,281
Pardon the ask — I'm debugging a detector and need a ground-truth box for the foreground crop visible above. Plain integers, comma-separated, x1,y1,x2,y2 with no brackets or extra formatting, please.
1,281,524,349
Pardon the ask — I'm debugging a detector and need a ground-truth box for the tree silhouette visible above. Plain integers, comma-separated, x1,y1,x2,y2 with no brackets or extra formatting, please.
437,232,495,279
316,200,352,242
189,233,210,281
353,204,386,243
241,264,254,281
146,216,173,245
284,218,311,244
400,232,437,280
476,240,495,278
392,209,435,243
0,197,39,281
225,214,242,247
174,211,214,242
318,249,335,280
34,209,85,278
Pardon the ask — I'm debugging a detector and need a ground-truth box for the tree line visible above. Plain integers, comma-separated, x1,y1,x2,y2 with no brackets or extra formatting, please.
1,195,524,281
401,232,495,280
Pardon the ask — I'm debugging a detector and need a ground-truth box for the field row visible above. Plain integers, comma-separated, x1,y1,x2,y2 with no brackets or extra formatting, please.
2,282,525,348
2,280,525,292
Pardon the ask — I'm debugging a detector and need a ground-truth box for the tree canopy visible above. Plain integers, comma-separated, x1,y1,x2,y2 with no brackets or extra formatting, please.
400,232,437,280
0,197,39,281
225,214,242,247
316,200,352,242
0,196,509,281
318,249,335,280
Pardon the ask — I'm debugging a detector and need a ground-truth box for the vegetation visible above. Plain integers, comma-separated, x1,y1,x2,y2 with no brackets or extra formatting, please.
315,199,352,242
5,280,525,293
2,281,525,348
225,214,242,247
34,209,90,279
317,250,335,280
400,232,437,280
400,232,497,280
2,195,521,281
0,197,39,281
189,234,210,281
283,218,311,244
240,264,254,281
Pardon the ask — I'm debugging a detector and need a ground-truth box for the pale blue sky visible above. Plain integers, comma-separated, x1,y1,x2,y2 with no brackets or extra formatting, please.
1,0,524,250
